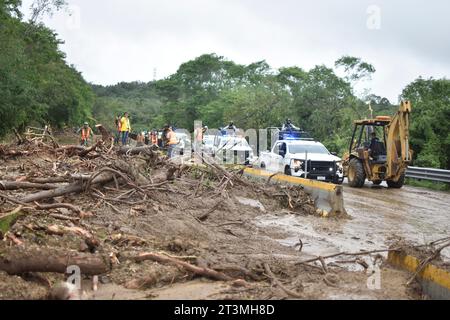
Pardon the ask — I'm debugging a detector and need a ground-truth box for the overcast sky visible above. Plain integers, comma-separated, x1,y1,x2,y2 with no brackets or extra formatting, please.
21,0,450,102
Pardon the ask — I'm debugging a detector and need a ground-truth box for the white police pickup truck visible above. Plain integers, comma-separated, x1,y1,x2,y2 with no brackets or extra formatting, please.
259,139,344,184
212,135,256,165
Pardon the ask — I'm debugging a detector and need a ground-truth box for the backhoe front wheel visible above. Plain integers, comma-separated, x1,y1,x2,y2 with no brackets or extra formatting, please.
387,173,405,189
348,158,366,188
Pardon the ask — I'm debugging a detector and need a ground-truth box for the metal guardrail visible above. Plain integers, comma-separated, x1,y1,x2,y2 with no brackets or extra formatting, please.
406,166,450,183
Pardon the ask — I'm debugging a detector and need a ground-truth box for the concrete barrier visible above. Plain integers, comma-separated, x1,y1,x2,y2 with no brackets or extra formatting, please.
388,250,450,300
244,168,347,217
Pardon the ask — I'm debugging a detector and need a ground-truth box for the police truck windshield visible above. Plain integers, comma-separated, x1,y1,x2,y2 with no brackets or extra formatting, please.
220,138,249,148
289,144,330,155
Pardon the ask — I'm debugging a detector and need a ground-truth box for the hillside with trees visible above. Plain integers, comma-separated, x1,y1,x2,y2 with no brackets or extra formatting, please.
93,54,397,156
92,54,450,170
0,0,93,136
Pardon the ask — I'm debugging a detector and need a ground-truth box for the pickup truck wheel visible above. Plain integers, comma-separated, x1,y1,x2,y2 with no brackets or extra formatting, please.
348,158,366,188
387,173,405,189
260,162,266,169
284,166,292,176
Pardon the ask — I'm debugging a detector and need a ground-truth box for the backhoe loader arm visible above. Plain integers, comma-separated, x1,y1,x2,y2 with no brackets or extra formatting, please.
386,101,412,180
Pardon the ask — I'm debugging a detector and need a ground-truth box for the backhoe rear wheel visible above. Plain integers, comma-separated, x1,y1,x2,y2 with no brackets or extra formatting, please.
348,158,366,188
387,173,405,189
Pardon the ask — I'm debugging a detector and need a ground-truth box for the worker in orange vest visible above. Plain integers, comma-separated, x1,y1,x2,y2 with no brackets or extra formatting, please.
136,132,145,147
114,114,122,144
150,130,158,146
79,122,93,147
166,126,179,159
194,125,208,153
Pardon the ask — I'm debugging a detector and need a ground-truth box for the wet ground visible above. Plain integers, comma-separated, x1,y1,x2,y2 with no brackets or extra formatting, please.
1,139,444,300
257,180,450,270
76,179,448,300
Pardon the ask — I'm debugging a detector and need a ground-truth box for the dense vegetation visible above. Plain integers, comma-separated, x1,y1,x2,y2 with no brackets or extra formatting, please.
92,55,393,155
1,2,449,170
401,78,450,169
0,0,93,136
93,54,450,170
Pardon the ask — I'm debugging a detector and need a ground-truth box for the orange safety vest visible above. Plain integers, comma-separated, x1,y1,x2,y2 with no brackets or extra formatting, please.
137,134,145,143
167,130,178,145
151,134,158,145
195,128,203,142
81,127,91,140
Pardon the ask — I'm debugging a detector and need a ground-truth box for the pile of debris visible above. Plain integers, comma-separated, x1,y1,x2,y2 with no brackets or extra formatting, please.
3,131,440,300
0,135,328,300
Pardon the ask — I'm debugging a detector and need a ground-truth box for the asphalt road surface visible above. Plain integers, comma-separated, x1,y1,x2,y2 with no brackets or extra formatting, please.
257,180,450,265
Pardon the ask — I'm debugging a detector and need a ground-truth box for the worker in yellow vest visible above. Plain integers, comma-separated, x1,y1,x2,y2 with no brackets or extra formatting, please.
166,126,179,159
79,122,93,147
120,112,131,146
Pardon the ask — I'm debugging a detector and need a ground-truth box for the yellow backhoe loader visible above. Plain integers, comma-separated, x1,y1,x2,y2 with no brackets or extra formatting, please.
343,101,413,188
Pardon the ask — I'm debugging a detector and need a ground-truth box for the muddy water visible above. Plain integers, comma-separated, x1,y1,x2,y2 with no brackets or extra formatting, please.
257,181,450,266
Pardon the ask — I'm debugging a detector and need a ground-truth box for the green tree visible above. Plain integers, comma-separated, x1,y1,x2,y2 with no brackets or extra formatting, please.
0,0,94,136
335,55,376,82
402,77,450,169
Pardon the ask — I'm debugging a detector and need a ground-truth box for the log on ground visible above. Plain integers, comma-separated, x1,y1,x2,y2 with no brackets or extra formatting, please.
0,246,110,275
0,181,61,191
132,252,232,282
20,172,115,204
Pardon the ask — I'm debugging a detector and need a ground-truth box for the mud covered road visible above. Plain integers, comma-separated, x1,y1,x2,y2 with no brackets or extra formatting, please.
257,181,450,268
344,182,450,259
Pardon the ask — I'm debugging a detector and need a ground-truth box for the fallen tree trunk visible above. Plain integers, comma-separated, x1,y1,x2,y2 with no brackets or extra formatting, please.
132,252,232,282
28,177,70,184
27,174,99,185
46,225,94,239
0,246,109,275
0,148,30,158
78,141,102,158
55,141,101,158
118,146,157,156
45,225,100,249
112,159,149,186
0,181,61,191
95,124,113,143
55,145,85,153
20,172,114,204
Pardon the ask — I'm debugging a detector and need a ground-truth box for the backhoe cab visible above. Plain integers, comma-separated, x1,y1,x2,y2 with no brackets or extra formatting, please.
343,101,412,188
